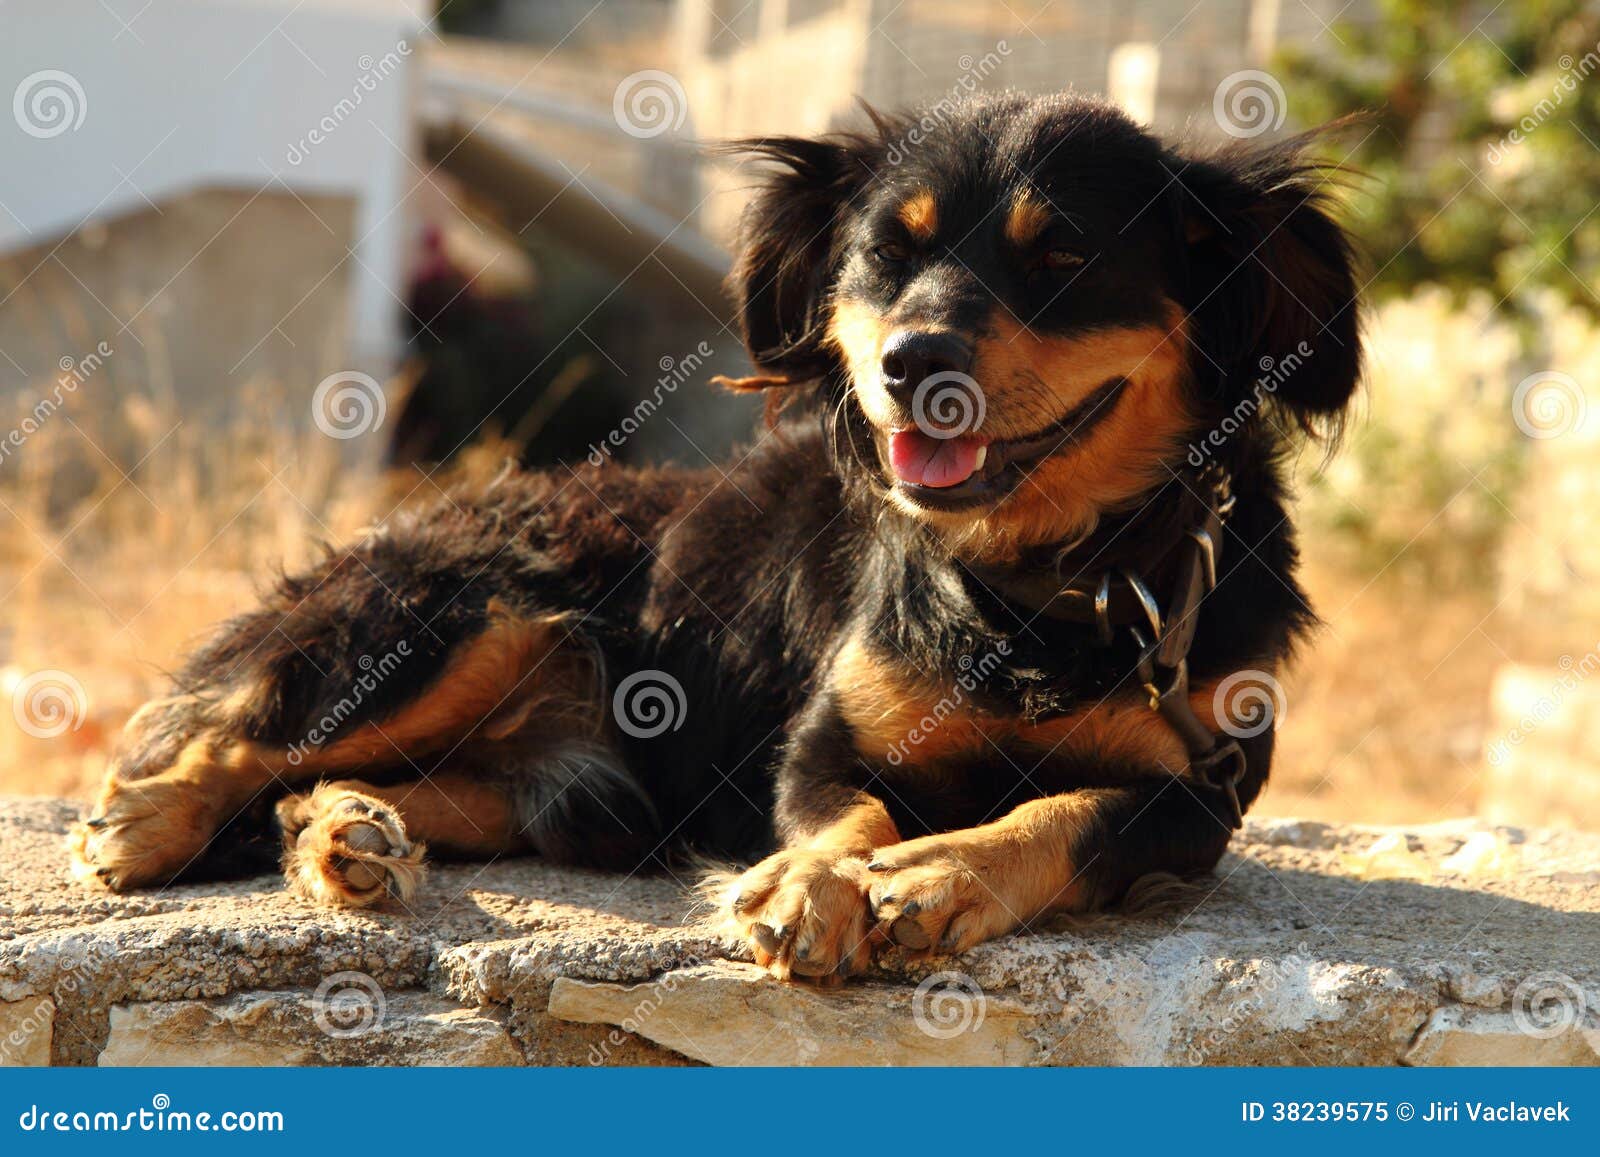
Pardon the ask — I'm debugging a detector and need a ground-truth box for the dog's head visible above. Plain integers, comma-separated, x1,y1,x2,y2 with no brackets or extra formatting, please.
723,93,1362,560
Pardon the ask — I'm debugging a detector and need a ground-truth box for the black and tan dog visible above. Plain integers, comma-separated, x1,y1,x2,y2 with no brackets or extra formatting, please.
69,93,1361,983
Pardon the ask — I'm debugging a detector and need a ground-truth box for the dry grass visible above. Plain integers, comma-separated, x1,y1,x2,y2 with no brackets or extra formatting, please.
1264,556,1503,825
0,382,375,799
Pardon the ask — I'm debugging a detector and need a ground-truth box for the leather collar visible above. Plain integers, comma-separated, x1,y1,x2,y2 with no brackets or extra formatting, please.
964,466,1232,642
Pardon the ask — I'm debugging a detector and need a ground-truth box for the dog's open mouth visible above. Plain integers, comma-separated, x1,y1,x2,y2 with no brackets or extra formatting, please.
884,375,1128,511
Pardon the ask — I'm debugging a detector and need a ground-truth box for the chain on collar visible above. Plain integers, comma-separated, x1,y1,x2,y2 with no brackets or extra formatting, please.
964,465,1253,827
1090,464,1249,829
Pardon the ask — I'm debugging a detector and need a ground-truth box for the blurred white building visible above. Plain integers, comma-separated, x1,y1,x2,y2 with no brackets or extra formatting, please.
0,0,423,398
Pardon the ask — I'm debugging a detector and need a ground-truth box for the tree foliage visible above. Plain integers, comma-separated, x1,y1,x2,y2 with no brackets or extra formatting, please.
1279,0,1600,319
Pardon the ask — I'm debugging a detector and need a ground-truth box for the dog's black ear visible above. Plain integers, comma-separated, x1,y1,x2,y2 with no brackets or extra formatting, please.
717,134,875,386
1179,132,1363,436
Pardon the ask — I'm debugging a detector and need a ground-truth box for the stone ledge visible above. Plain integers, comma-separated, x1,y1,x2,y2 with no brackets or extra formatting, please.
2,796,1596,1066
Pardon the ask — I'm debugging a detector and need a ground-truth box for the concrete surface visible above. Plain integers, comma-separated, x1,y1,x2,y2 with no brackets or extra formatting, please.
1,796,1596,1066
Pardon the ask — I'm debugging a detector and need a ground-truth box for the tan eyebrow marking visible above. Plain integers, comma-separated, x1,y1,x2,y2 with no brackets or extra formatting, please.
897,189,939,242
1004,191,1055,247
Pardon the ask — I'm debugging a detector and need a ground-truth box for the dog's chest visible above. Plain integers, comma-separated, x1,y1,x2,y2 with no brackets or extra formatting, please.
831,637,1189,781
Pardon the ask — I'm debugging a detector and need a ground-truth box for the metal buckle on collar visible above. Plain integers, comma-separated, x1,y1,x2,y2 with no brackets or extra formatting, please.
1087,466,1248,829
1186,527,1217,590
1191,738,1248,830
1093,572,1114,646
1121,570,1163,640
1133,636,1248,831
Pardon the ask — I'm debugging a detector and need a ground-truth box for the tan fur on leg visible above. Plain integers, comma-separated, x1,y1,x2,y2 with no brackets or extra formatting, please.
865,794,1096,956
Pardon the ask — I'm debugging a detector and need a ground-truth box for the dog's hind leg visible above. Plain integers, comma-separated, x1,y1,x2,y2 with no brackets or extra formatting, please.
70,524,637,895
274,741,659,909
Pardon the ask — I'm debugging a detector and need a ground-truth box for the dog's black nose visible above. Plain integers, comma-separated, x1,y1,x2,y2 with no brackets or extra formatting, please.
880,330,974,404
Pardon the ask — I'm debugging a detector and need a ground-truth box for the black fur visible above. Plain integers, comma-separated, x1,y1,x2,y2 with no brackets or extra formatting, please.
109,94,1362,909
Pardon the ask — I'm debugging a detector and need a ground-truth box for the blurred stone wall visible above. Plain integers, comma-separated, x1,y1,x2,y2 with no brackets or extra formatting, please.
0,189,356,443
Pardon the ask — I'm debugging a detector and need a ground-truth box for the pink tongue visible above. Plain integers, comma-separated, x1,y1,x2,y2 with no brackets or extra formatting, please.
888,429,984,488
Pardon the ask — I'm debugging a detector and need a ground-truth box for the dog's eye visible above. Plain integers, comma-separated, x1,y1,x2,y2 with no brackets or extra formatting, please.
1041,247,1086,271
873,242,912,265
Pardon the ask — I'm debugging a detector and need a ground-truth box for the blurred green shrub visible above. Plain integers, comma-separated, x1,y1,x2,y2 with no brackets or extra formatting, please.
1293,290,1529,588
1280,0,1600,326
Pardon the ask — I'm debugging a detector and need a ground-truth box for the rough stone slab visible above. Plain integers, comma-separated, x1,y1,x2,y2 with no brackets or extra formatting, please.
0,996,54,1066
100,991,520,1067
3,796,1598,1066
550,962,1040,1065
1404,1006,1599,1067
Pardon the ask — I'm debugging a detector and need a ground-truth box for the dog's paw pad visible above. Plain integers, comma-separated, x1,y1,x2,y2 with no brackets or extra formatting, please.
283,790,426,909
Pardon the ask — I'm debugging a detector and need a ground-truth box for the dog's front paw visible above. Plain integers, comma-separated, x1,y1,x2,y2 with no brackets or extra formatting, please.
866,833,1031,956
718,847,874,985
278,785,425,909
69,774,225,891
